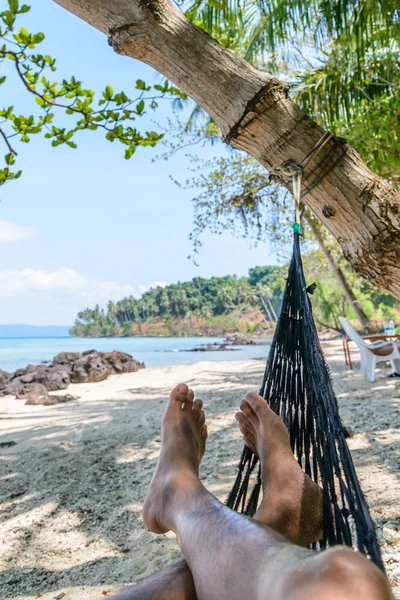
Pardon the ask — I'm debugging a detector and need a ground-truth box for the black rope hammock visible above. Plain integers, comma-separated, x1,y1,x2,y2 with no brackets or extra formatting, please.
226,135,385,572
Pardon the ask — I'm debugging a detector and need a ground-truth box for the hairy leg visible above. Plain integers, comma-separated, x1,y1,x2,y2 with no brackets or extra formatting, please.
236,392,324,545
109,385,285,600
109,558,196,600
142,386,391,600
109,385,205,600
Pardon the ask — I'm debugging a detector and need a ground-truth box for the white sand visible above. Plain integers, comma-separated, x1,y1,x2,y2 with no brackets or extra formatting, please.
0,342,399,599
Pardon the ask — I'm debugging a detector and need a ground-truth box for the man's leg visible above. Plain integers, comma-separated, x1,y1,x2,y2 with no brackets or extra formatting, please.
109,558,196,600
109,386,204,600
109,384,296,600
141,385,391,600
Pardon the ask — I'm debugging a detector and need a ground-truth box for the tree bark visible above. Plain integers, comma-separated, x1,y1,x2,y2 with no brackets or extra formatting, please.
54,0,400,298
304,213,373,332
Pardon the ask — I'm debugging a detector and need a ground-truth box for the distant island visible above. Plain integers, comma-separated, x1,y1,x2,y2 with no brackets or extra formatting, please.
70,267,282,338
70,257,399,338
0,324,71,338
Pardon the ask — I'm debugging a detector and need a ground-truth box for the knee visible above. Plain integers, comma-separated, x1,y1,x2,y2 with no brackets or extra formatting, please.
287,548,392,600
315,548,391,599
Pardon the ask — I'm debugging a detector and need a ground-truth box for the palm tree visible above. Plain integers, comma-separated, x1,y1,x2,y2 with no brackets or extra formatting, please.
187,0,397,104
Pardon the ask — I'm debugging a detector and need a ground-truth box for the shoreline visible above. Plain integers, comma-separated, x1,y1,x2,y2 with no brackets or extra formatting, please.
0,337,272,375
1,343,399,598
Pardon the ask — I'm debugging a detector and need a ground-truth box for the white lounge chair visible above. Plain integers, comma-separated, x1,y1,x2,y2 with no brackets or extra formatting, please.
339,317,400,382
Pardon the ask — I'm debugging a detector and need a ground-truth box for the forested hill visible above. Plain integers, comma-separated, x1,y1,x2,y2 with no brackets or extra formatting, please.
70,266,286,338
70,256,399,338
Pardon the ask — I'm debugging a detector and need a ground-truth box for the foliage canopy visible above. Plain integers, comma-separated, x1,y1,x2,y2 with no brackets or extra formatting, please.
0,0,187,186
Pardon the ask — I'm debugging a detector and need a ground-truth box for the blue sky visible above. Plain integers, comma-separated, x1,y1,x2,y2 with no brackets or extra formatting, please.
0,0,279,325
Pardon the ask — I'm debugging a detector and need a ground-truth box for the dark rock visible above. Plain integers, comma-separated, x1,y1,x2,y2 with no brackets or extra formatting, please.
55,394,79,403
225,333,255,345
2,349,144,398
25,393,77,406
101,350,145,374
11,364,38,380
7,365,71,392
0,370,10,394
53,352,82,365
14,382,51,405
189,343,237,352
14,383,49,400
70,352,112,383
12,382,78,406
25,395,59,406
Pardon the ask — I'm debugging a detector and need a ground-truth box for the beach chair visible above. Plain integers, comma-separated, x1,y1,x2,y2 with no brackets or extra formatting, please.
339,317,400,382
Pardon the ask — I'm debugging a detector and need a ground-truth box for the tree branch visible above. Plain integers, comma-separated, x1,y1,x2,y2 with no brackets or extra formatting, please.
51,0,400,298
0,128,17,155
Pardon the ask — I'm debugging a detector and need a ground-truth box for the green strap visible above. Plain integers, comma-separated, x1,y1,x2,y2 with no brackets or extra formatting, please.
292,222,301,235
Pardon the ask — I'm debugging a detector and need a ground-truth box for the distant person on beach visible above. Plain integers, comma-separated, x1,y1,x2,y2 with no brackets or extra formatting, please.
110,383,391,600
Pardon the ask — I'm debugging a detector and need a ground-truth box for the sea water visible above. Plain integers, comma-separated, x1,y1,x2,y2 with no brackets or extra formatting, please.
0,336,270,373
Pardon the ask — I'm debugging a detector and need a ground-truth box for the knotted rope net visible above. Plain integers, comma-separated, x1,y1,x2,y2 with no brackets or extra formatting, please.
227,134,384,570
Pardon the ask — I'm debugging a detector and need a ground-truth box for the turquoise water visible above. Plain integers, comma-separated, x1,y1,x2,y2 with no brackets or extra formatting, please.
0,336,270,373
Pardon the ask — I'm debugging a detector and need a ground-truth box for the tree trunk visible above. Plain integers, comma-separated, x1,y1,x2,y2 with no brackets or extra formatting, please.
54,0,400,298
304,213,372,332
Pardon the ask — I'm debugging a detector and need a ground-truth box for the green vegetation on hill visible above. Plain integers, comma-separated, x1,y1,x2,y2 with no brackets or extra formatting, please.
70,255,400,338
70,269,285,338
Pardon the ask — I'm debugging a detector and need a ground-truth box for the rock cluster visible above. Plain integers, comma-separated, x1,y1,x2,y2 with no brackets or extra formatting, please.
189,333,259,352
0,350,145,405
224,333,256,345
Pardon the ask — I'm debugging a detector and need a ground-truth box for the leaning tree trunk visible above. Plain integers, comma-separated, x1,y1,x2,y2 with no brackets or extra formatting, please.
54,0,400,298
304,212,372,332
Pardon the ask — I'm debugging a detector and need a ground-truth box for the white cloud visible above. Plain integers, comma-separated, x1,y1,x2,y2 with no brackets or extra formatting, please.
137,280,168,295
0,219,35,243
0,268,136,299
0,267,146,325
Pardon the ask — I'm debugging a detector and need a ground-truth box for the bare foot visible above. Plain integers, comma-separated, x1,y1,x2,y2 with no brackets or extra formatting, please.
143,383,207,535
235,393,324,546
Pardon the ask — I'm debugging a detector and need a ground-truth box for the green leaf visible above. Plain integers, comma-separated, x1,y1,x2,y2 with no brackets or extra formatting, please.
136,99,145,115
135,79,146,90
33,32,45,44
8,0,18,13
35,97,47,108
0,76,6,85
19,4,30,13
124,146,136,159
2,11,14,26
104,85,113,100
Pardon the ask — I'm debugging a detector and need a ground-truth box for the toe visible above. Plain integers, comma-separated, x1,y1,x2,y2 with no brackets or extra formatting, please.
239,399,259,426
198,409,206,428
192,399,203,421
238,420,256,449
243,435,256,454
235,412,254,435
201,424,208,440
170,383,189,402
237,419,254,439
183,388,194,412
244,393,267,416
165,383,189,421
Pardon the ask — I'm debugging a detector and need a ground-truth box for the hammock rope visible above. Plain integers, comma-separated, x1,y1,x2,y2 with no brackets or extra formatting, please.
269,132,349,198
227,135,384,571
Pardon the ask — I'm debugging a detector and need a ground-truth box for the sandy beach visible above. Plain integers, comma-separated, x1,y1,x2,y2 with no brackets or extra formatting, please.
1,341,399,599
